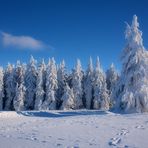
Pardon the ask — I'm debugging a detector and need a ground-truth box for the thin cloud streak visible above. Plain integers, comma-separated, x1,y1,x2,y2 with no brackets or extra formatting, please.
1,32,48,50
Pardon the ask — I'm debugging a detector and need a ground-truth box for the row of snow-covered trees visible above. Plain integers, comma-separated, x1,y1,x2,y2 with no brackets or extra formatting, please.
0,55,119,111
0,15,148,113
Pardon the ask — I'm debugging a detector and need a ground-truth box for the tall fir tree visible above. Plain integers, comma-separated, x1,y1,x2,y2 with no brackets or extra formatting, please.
25,56,37,110
106,63,118,107
4,63,15,110
93,57,109,110
34,59,46,110
71,59,84,109
60,83,75,110
114,15,148,113
57,60,67,109
42,58,58,110
13,61,26,111
84,57,94,109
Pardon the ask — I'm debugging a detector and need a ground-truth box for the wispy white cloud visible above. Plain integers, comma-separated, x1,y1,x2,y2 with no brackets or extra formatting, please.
1,32,47,50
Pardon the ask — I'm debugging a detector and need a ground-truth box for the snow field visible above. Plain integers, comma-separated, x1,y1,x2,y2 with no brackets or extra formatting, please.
0,110,148,148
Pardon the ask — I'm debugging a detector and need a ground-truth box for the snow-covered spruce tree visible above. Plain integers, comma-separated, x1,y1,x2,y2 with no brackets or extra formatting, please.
0,67,4,110
34,59,46,110
115,15,148,113
93,57,109,110
13,61,26,111
84,57,94,109
106,63,118,107
4,63,15,110
42,58,58,110
24,56,37,110
60,83,75,110
14,83,26,111
71,59,84,109
57,60,67,109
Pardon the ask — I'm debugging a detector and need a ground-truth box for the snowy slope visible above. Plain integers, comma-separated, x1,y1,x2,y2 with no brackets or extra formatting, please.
0,110,148,148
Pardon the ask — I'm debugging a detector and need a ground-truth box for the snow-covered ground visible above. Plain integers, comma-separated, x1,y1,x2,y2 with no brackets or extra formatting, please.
0,110,148,148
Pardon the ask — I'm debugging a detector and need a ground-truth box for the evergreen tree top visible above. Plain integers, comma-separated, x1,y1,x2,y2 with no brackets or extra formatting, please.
95,56,103,73
125,15,143,49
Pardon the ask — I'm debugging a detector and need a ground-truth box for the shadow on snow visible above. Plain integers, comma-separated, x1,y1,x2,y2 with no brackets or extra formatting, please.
17,110,108,118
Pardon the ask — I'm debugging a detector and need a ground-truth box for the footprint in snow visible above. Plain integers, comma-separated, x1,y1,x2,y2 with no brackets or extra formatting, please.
66,146,79,148
31,137,38,141
89,142,97,146
58,138,64,141
25,136,38,141
73,146,80,148
109,128,130,147
109,137,121,146
31,133,36,136
57,143,62,147
117,129,129,136
41,140,47,143
135,125,144,129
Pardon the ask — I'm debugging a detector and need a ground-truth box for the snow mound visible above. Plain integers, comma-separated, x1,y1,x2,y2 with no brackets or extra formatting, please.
0,111,19,118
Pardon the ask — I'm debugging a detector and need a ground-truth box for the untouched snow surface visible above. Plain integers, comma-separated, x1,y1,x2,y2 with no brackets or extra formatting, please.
0,110,148,148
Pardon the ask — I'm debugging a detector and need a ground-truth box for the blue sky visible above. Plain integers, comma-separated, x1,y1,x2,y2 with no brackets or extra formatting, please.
0,0,148,71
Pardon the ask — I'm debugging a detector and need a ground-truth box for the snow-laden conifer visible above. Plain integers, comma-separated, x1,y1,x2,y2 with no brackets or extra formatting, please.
106,63,118,107
4,64,15,110
42,58,58,110
25,56,37,110
93,57,109,110
13,61,26,111
84,57,94,109
57,60,67,109
71,59,84,109
34,59,46,110
115,15,148,113
60,83,75,110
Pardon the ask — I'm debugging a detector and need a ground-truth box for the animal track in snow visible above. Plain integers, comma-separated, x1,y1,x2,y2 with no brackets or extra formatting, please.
117,129,129,136
58,138,64,141
41,140,47,143
109,137,121,146
109,128,130,147
56,143,62,147
135,125,145,129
